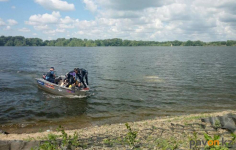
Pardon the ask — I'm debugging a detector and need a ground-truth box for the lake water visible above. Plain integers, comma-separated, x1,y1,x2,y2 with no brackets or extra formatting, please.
0,46,236,133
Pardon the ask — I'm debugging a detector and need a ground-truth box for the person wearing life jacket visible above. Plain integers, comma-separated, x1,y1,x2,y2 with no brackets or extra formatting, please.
65,68,79,87
43,67,56,83
77,68,88,88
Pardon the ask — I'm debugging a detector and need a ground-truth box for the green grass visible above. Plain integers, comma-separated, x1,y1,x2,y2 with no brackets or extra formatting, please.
31,126,82,150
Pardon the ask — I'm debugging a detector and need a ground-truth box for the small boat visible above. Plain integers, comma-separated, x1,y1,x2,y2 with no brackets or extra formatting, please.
35,78,89,96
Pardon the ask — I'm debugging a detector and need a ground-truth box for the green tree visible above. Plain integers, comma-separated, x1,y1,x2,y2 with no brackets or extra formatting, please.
5,40,14,46
185,40,193,46
0,35,235,47
226,40,236,46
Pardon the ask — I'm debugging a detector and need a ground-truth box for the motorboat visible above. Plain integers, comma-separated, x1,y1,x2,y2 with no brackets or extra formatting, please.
35,77,89,96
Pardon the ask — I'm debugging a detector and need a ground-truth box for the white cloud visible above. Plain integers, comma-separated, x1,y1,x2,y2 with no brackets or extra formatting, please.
7,19,18,26
35,0,75,11
23,0,236,41
43,28,65,35
19,28,31,32
25,11,60,25
84,0,236,41
34,25,50,30
219,11,236,23
11,6,16,9
74,20,97,29
58,24,75,29
96,0,174,11
26,12,77,36
43,30,56,35
55,28,65,33
4,26,11,30
60,16,74,24
0,0,8,2
83,0,97,12
0,18,6,26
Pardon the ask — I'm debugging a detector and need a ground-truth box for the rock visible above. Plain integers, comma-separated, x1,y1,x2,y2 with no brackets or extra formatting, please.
227,113,236,124
0,141,10,150
219,115,236,132
0,130,9,135
201,113,236,132
21,141,40,150
10,141,24,150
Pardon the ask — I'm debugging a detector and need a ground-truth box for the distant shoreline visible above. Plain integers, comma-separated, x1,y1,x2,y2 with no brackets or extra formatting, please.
1,36,236,47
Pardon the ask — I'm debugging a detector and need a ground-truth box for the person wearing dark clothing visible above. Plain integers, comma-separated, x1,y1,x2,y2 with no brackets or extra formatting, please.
43,67,56,83
65,68,79,87
77,68,88,88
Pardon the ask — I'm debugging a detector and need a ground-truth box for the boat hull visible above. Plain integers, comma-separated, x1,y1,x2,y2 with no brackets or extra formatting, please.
35,78,88,96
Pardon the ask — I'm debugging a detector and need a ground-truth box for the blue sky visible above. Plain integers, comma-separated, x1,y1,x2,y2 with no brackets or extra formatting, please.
0,0,94,20
0,0,236,41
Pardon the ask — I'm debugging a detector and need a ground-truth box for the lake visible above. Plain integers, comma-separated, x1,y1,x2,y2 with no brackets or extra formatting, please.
0,46,235,133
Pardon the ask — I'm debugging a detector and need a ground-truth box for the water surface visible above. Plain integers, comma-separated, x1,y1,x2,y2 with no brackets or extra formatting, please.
0,46,235,133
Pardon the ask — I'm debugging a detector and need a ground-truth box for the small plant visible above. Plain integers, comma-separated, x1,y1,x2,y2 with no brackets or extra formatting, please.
103,138,114,146
188,131,200,149
203,133,228,150
33,126,81,150
214,120,221,129
156,138,168,149
38,133,59,150
227,133,236,148
156,137,179,150
23,136,36,142
203,133,220,141
231,133,236,142
124,123,138,148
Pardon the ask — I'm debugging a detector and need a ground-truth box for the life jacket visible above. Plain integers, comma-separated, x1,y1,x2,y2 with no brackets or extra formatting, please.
66,71,77,81
66,71,78,84
46,71,54,80
66,71,75,78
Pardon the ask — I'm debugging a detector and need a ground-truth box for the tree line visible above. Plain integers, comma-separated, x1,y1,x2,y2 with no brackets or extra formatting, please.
0,36,236,47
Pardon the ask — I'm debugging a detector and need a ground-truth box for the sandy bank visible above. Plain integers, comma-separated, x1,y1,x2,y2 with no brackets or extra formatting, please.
1,110,236,149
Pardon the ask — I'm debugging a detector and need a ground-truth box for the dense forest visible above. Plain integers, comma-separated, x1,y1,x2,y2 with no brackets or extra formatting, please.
0,36,236,47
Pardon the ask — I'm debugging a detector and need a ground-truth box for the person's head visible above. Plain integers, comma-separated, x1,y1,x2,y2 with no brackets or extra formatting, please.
50,67,54,74
74,68,79,74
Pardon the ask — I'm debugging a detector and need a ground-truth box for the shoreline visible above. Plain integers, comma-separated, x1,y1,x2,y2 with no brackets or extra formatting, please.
1,110,227,134
1,110,236,149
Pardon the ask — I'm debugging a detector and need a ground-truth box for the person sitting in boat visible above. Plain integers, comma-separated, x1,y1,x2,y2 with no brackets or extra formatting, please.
43,67,56,83
77,68,88,88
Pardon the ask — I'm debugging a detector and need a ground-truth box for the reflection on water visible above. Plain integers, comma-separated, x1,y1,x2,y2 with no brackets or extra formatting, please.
0,46,236,133
144,76,164,82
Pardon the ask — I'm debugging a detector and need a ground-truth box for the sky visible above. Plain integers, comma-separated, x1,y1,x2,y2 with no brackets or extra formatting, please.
0,0,236,41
